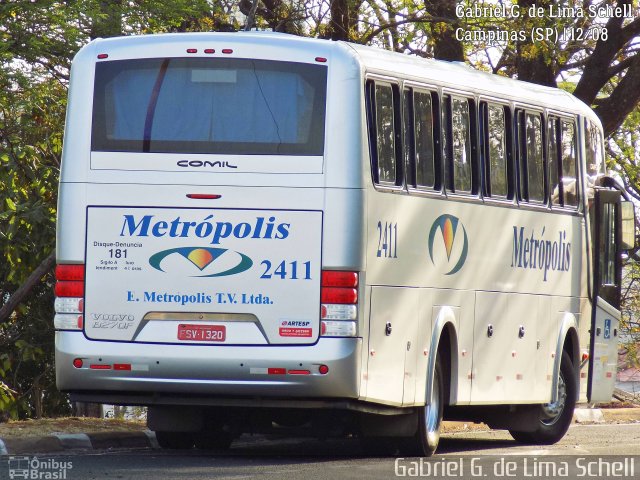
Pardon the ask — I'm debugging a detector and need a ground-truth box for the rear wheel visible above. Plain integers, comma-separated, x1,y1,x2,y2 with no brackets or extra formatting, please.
416,353,444,456
509,351,577,444
155,431,195,449
398,352,444,456
194,430,233,450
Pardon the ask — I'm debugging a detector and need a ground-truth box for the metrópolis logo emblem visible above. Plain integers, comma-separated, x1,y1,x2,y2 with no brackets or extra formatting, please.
428,214,469,275
149,247,253,277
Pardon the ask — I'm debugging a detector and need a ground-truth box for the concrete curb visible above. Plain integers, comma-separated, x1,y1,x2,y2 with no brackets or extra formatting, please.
573,408,605,423
574,407,640,424
0,430,156,455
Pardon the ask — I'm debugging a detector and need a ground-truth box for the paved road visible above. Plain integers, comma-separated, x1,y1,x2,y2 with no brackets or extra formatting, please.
3,424,640,480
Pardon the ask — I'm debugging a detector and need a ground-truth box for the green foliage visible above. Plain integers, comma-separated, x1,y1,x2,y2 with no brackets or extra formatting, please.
0,0,238,420
0,69,64,418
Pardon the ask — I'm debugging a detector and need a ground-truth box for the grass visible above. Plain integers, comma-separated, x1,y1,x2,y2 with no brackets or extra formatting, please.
0,417,146,439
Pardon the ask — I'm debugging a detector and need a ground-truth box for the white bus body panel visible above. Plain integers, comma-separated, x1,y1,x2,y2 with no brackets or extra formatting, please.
56,32,611,410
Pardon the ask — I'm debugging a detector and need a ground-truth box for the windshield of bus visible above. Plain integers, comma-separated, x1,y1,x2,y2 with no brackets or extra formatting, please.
92,58,327,155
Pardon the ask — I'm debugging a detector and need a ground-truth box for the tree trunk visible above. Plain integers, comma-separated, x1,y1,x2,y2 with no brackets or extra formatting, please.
424,0,464,62
328,0,353,41
0,251,55,324
573,0,636,105
73,402,103,418
514,0,556,87
595,55,640,137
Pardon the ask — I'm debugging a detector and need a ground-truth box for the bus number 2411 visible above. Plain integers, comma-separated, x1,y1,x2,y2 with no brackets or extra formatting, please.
260,260,312,280
377,221,398,259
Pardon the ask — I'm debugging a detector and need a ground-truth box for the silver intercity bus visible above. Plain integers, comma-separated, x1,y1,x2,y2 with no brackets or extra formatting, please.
55,32,634,455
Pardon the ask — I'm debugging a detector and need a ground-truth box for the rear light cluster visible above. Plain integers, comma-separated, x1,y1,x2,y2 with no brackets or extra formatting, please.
54,264,84,330
320,270,358,337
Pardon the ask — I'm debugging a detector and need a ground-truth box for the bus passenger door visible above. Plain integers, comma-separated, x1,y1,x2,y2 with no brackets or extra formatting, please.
588,189,626,402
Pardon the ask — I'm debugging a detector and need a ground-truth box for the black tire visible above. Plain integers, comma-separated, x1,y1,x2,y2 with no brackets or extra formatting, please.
194,430,233,450
416,352,444,456
509,351,577,444
398,352,444,457
360,436,399,456
155,431,195,449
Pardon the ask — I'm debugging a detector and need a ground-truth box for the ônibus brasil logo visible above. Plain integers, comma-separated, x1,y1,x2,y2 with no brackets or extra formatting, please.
149,247,253,277
428,214,468,275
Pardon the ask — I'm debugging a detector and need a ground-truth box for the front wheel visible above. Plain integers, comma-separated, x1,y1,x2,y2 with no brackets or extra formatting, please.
509,351,577,444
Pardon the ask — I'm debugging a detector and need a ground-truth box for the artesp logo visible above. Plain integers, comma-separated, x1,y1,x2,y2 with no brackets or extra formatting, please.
428,214,468,275
149,247,253,277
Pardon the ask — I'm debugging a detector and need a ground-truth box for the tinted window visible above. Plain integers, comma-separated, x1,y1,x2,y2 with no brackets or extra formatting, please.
414,91,435,188
487,104,507,197
548,117,562,206
445,96,472,193
526,113,544,202
375,84,397,184
92,58,327,155
403,89,412,177
561,120,578,207
585,120,604,177
600,203,617,286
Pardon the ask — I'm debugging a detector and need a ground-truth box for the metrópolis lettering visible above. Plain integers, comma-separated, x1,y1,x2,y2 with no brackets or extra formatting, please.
511,226,571,281
119,214,290,245
142,291,213,305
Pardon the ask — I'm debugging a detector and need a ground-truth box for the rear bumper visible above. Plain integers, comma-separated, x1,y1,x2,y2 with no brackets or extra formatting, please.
55,332,362,399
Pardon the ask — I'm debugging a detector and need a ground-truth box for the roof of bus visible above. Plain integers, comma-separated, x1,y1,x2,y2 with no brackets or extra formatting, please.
86,31,600,127
343,42,598,124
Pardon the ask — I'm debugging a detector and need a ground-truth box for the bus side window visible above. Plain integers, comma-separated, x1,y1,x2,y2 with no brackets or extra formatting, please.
414,89,436,189
526,112,545,202
547,116,562,207
561,119,579,207
403,88,414,185
367,81,401,186
585,119,605,177
444,95,473,194
516,110,545,203
481,102,508,198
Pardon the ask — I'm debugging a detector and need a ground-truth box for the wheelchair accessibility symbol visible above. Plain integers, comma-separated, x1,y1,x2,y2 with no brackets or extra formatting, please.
604,318,611,340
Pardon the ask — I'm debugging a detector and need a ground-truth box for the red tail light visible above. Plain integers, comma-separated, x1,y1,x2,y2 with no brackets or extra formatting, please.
321,287,357,304
320,270,358,337
55,281,84,297
55,264,84,281
321,271,358,288
321,270,358,304
55,264,85,298
54,264,85,329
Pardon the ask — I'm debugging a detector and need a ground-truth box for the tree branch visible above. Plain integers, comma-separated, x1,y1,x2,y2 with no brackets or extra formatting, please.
573,0,633,104
0,251,55,324
595,53,640,136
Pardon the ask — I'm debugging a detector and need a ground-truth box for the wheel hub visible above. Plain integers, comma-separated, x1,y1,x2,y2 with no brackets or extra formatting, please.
541,371,567,425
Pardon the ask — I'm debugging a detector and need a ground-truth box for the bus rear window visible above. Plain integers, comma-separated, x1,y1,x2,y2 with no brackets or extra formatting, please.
92,58,327,155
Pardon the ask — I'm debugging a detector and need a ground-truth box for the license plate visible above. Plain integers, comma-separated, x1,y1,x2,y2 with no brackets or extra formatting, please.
177,324,226,342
